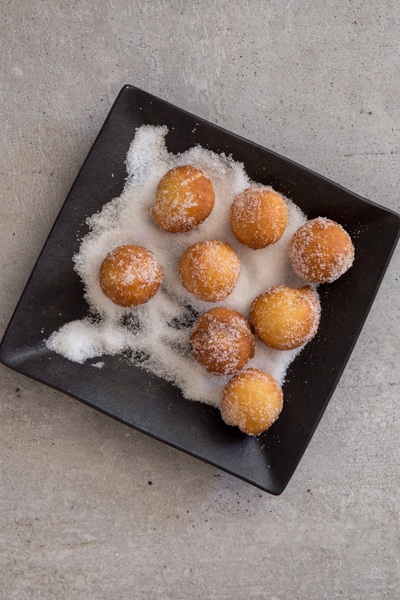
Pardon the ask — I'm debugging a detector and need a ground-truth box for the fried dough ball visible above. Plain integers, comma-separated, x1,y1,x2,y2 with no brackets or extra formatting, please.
250,285,320,350
230,186,289,249
179,240,240,302
220,368,283,436
99,245,163,307
289,217,355,283
151,165,215,233
190,307,255,375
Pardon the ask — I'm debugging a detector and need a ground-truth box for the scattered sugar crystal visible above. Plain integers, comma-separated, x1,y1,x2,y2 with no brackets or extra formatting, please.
45,125,311,407
92,361,105,369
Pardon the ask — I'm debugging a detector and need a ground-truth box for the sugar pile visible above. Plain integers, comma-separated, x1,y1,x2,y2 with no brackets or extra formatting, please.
46,125,310,407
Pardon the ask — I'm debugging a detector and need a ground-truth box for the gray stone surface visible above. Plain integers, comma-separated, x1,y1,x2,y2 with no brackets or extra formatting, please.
1,1,399,598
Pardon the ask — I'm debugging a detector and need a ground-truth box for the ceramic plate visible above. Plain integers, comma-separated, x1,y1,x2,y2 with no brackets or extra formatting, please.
1,85,399,494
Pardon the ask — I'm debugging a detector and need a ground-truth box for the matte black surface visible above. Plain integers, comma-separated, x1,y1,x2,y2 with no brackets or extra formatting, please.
1,85,399,494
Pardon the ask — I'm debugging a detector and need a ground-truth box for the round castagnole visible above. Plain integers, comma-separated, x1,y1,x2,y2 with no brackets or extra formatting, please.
230,186,289,249
151,165,215,233
220,368,283,436
289,217,355,283
179,240,241,302
250,285,321,350
190,307,255,375
99,244,164,307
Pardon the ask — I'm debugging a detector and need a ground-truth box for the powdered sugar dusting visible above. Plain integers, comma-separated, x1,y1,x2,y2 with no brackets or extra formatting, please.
46,125,310,407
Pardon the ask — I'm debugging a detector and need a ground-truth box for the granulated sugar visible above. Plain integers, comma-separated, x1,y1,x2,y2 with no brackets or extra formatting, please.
46,125,310,407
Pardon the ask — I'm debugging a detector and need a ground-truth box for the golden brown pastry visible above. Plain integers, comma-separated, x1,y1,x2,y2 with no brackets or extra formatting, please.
250,285,320,350
230,186,288,249
220,368,283,436
99,245,163,307
179,240,240,302
151,165,215,233
190,307,255,375
289,217,355,283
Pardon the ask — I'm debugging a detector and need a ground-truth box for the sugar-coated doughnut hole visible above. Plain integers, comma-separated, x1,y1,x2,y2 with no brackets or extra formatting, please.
250,285,321,350
179,240,241,302
230,186,289,249
289,217,355,283
190,307,255,375
99,245,164,307
220,368,283,436
151,165,215,233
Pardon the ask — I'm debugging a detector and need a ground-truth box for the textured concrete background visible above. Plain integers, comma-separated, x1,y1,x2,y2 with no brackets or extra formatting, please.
1,1,399,598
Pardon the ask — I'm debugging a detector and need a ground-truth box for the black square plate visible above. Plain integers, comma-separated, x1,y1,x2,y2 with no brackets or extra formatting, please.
1,85,399,494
